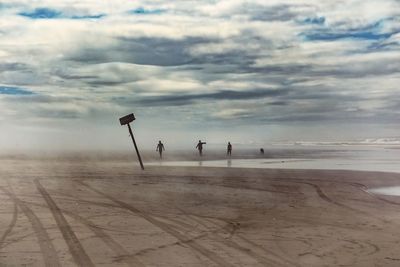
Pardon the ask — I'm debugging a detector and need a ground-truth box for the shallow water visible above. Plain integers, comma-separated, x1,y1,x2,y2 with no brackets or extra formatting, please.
369,187,400,196
148,146,400,174
148,158,400,173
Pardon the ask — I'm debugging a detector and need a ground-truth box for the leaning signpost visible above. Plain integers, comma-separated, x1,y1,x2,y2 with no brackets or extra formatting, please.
119,113,145,170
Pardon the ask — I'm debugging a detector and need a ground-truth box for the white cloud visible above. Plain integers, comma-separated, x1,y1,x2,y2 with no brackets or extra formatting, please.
0,0,399,150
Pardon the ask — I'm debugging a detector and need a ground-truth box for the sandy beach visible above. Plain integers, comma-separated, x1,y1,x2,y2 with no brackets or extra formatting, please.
1,0,399,265
1,156,400,266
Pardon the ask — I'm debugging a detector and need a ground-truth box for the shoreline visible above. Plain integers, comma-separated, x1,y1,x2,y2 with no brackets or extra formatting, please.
147,157,400,175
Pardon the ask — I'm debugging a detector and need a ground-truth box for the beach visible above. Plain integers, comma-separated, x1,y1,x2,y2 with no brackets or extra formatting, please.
1,0,398,265
1,154,400,266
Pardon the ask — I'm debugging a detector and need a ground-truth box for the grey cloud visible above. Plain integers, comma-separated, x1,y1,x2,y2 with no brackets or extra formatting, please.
68,37,213,66
115,88,290,107
2,93,116,120
285,87,365,102
53,72,98,80
197,86,371,123
34,108,82,119
64,31,399,93
67,35,259,70
243,4,305,22
51,65,144,88
269,101,289,106
86,80,130,87
249,57,399,79
0,63,29,72
208,2,313,22
1,0,399,134
4,94,85,104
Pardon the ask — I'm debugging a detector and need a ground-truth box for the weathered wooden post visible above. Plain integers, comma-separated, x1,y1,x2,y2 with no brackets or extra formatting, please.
119,113,144,170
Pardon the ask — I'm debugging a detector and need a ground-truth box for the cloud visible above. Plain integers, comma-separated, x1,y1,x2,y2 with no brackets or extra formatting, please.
0,0,399,149
67,37,213,66
213,108,252,119
115,88,290,107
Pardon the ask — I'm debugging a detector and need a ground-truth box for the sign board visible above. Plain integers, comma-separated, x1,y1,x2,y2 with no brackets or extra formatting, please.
119,113,135,125
119,112,144,170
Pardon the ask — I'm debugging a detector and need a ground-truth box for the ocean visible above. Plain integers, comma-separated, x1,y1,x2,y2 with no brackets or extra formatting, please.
148,145,400,174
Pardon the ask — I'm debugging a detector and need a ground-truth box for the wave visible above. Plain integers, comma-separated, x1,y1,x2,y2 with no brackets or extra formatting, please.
273,138,400,146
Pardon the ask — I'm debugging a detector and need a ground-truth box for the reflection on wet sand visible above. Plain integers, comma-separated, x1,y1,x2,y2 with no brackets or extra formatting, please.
148,158,400,173
369,186,400,196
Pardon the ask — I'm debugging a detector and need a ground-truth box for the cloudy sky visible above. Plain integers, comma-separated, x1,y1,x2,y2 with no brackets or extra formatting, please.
0,0,399,151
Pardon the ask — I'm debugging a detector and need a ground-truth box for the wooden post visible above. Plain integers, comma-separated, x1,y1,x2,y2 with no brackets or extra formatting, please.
127,123,144,170
119,113,144,171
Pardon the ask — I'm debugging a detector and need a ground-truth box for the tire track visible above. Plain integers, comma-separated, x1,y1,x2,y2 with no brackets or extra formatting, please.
34,179,95,267
296,180,391,229
266,179,385,260
0,191,18,249
0,179,20,249
238,234,303,267
270,178,400,218
0,232,37,249
185,214,299,267
77,180,236,267
352,183,400,206
365,240,380,256
83,177,299,266
45,188,123,209
286,180,370,214
24,199,145,267
0,187,61,267
130,227,218,258
145,207,293,266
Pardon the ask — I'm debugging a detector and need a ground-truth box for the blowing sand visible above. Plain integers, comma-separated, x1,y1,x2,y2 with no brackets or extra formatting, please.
1,157,400,266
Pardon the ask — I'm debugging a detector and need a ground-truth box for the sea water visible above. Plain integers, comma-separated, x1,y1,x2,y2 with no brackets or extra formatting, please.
148,145,400,173
148,145,400,196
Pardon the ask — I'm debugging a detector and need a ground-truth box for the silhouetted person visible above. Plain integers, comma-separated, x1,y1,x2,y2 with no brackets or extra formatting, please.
196,140,206,156
260,148,264,154
156,140,165,158
227,142,232,156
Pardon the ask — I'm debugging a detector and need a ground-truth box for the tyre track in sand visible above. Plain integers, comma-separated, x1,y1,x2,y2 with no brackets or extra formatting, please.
283,180,383,258
34,179,95,267
281,180,377,216
0,190,18,249
24,199,145,267
288,180,390,228
199,220,296,267
352,182,400,207
0,186,61,267
140,175,384,262
172,208,297,267
77,180,237,267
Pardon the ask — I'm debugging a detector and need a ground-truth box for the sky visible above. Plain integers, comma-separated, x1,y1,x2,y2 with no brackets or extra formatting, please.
0,0,399,151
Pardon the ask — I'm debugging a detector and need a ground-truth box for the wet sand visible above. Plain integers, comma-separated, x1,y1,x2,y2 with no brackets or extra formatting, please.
1,157,400,266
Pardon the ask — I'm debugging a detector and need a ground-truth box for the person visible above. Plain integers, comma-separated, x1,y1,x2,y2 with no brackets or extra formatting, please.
196,140,206,156
227,142,232,156
260,148,264,154
156,140,165,158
